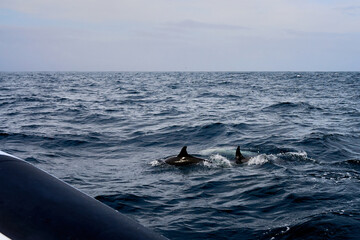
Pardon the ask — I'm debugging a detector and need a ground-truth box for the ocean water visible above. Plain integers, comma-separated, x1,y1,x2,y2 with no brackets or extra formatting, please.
1,72,360,239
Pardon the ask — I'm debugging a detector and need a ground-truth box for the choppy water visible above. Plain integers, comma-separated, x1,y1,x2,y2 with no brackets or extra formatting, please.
1,72,360,239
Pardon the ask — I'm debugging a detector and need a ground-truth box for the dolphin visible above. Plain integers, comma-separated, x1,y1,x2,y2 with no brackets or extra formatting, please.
165,146,205,166
235,146,250,164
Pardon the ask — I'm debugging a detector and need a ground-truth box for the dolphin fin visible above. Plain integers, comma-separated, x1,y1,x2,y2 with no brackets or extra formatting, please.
178,146,188,157
236,146,245,160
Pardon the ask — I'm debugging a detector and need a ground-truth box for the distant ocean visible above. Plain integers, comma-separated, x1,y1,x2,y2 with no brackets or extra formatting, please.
1,72,360,239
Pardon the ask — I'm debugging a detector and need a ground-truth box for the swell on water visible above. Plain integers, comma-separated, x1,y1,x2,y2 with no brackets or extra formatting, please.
1,72,360,239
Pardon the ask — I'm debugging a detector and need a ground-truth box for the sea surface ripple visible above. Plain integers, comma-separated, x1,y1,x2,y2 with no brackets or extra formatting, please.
1,72,360,239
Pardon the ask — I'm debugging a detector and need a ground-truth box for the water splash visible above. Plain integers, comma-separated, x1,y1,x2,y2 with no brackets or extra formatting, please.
279,151,315,162
199,147,235,157
150,160,164,167
246,154,269,165
204,154,233,168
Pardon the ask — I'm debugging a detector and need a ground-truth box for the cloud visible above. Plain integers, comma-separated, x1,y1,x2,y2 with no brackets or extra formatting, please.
283,29,350,38
339,5,360,16
1,0,360,71
2,0,360,34
166,19,249,31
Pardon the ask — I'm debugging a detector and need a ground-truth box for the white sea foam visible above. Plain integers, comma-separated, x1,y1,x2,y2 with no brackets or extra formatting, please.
205,154,232,168
286,151,308,158
246,154,269,165
279,151,315,162
150,160,164,167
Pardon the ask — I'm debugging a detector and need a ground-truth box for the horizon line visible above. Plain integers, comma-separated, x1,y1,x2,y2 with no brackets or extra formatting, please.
1,70,359,73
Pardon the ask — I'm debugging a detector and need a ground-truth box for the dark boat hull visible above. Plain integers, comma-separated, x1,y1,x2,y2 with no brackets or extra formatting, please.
0,151,167,240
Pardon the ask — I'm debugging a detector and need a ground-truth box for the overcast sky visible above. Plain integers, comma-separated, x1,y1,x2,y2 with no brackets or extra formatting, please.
1,0,360,71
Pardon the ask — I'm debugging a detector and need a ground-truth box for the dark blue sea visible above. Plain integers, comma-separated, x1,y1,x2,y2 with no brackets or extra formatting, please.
1,72,360,239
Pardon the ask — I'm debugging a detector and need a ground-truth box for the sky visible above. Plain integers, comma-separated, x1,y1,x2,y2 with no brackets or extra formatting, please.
1,0,360,71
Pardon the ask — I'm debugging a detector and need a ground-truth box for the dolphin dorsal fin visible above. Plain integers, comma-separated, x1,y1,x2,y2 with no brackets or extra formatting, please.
236,146,244,160
178,146,188,157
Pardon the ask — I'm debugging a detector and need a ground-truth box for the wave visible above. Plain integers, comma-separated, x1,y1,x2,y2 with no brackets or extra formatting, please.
123,122,227,148
299,132,360,161
263,211,360,239
0,131,106,149
21,96,47,103
330,159,360,171
345,159,360,165
2,72,360,240
24,156,42,163
0,132,10,137
0,132,53,141
0,100,17,107
262,101,322,112
302,132,345,142
95,193,160,213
